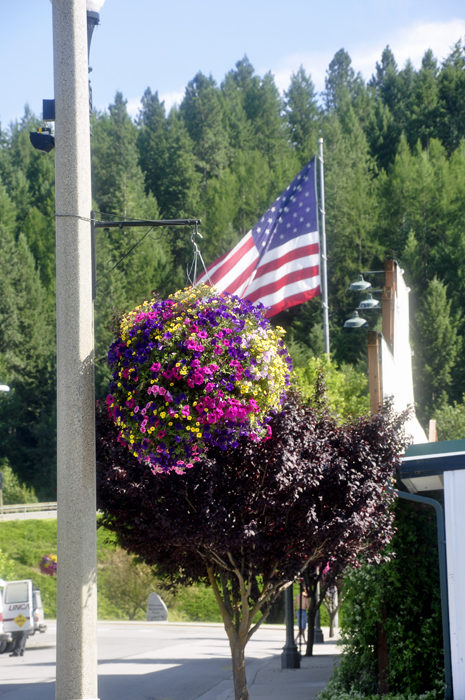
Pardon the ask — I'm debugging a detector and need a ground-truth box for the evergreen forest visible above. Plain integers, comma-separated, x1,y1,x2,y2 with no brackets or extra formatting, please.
1,42,465,500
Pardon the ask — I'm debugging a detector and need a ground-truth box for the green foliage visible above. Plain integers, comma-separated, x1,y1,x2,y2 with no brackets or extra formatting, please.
0,547,15,581
318,673,444,700
434,396,465,440
293,355,369,420
335,498,444,695
413,277,461,421
0,458,38,504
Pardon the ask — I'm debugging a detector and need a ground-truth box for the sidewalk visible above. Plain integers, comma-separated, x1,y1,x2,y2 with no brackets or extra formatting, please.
198,633,341,700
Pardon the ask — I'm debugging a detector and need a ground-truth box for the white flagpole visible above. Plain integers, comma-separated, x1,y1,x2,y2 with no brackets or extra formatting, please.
318,138,330,355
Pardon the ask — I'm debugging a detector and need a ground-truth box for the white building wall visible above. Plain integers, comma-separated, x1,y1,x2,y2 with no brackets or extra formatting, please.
444,470,465,699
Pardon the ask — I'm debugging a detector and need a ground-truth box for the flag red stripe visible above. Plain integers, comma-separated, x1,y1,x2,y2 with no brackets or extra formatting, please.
246,265,319,302
223,258,259,294
199,234,255,285
264,286,321,317
253,243,319,280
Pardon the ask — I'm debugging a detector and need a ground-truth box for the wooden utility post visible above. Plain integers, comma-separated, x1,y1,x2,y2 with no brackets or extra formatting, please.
382,260,396,354
367,331,382,415
368,260,397,415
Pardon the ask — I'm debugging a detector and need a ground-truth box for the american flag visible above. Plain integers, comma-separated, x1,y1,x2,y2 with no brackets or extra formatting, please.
197,158,320,317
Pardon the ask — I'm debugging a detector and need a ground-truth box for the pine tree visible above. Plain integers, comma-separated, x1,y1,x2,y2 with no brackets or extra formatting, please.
437,40,465,154
324,49,357,112
221,57,256,154
0,227,56,497
413,277,461,421
408,50,440,150
137,88,168,203
180,72,230,189
284,66,320,165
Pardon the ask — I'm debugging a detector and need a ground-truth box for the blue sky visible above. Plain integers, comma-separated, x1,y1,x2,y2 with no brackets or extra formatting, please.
2,0,464,126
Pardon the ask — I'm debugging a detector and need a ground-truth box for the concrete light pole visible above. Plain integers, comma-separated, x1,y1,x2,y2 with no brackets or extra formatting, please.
51,0,103,697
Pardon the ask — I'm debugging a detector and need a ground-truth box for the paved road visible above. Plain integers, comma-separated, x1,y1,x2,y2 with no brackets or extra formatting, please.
0,622,340,700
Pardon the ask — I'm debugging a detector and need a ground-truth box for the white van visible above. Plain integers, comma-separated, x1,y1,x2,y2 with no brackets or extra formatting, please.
0,580,46,653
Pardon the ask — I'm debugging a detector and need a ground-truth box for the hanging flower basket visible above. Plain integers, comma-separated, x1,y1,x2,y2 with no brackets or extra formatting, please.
40,554,57,576
106,284,292,474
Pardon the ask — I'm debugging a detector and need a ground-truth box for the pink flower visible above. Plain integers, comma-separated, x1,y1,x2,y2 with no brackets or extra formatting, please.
150,362,161,372
186,463,194,468
222,339,230,346
157,430,166,438
181,406,190,417
134,406,139,413
205,382,214,393
158,387,166,396
214,347,223,355
197,331,208,339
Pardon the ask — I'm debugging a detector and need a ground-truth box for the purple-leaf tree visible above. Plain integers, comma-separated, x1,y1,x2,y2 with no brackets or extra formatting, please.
96,392,408,700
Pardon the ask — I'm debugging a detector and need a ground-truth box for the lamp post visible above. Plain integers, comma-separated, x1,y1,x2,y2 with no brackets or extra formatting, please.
51,1,105,698
281,584,300,669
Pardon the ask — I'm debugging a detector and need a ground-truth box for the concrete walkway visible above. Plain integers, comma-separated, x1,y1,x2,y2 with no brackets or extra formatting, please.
198,634,341,700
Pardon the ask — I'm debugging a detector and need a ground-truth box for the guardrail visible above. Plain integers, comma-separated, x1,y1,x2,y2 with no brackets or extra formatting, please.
0,502,57,520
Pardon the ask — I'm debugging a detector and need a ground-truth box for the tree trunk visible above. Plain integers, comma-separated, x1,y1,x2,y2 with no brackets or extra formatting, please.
228,633,249,700
329,609,337,638
304,596,317,656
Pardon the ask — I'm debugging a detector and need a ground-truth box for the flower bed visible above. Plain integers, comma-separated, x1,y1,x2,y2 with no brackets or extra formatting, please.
106,284,292,474
40,553,57,576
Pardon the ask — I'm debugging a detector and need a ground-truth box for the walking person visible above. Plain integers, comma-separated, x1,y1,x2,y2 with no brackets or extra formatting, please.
294,587,310,645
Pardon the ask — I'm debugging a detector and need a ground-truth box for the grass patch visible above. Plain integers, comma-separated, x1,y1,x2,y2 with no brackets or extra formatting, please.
0,519,225,622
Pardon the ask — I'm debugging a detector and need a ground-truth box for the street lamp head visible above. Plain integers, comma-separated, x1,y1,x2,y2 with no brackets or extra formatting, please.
349,275,372,292
358,293,380,310
86,0,106,11
344,312,369,329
